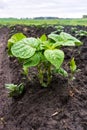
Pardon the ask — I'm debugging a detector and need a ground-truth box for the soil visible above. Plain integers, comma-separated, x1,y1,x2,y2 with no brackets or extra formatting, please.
0,25,87,130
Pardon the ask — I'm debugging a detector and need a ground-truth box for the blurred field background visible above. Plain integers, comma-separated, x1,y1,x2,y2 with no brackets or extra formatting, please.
0,18,87,26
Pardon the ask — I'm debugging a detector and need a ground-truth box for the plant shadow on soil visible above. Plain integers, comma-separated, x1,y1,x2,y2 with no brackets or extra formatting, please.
0,25,87,130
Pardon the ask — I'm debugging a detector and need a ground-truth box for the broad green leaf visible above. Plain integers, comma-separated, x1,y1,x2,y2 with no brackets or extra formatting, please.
48,33,75,46
23,52,41,68
55,67,68,77
22,37,43,51
11,38,36,59
48,32,82,46
48,33,62,42
8,33,26,55
8,33,26,48
23,52,41,75
40,34,47,41
70,57,77,73
44,49,64,69
60,32,82,46
22,38,40,49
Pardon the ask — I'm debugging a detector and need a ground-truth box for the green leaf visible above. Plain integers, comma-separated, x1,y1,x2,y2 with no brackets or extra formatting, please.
48,33,62,42
48,32,82,46
42,41,54,49
60,32,82,46
23,52,41,68
5,83,24,97
8,33,26,55
23,38,40,49
17,83,24,94
44,49,64,69
55,25,64,30
48,33,75,46
22,37,42,51
5,84,17,91
70,57,77,73
23,66,29,75
55,67,68,77
75,30,87,36
57,41,76,46
23,52,41,75
40,34,47,41
11,38,36,59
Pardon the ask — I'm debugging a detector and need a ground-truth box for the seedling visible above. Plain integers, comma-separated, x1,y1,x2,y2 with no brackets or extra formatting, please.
75,30,87,37
7,32,82,87
55,25,64,31
52,25,64,34
69,57,77,80
71,27,77,33
5,83,24,97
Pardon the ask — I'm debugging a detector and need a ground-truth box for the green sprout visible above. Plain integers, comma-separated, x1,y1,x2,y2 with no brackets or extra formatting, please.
5,83,24,97
69,57,77,80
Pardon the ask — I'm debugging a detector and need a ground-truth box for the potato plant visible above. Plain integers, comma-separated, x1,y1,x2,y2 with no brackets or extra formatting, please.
52,25,64,34
75,30,87,37
7,32,82,87
71,27,77,33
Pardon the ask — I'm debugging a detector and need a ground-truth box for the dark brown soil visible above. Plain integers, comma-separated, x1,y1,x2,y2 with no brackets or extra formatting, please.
0,25,87,130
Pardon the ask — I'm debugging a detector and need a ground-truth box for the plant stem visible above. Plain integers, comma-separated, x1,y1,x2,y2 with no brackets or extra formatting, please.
37,62,52,87
47,64,52,86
